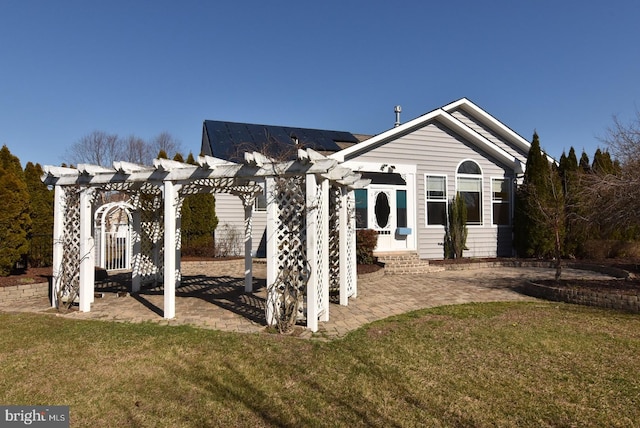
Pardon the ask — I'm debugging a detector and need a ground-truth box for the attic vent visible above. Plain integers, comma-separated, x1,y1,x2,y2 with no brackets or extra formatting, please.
394,105,402,127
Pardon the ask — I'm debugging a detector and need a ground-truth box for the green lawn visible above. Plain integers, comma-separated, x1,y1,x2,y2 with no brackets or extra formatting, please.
1,302,639,427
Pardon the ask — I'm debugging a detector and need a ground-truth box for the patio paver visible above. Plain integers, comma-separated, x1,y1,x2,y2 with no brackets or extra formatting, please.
0,260,616,340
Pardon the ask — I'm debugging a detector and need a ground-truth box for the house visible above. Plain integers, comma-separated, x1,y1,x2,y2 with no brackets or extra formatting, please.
201,98,530,259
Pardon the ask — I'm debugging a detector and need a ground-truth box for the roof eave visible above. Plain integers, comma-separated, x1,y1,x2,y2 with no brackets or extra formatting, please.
442,98,532,154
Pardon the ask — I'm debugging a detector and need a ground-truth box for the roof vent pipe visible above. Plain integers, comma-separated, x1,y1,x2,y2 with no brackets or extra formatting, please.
394,105,402,127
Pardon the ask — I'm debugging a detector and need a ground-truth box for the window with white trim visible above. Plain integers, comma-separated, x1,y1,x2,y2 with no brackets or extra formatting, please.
492,178,511,225
425,175,447,226
456,160,482,225
254,182,267,211
354,188,368,229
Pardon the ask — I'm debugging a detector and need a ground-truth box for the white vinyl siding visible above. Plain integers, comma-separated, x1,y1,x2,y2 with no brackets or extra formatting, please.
213,193,267,257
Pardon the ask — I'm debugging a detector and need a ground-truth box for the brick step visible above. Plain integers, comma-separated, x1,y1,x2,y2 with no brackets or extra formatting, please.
375,252,445,275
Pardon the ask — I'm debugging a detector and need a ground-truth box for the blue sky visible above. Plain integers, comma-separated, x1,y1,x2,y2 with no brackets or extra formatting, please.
1,1,639,167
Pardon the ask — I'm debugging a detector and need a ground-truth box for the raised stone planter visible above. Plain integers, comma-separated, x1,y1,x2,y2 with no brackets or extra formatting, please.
0,281,49,304
522,281,640,313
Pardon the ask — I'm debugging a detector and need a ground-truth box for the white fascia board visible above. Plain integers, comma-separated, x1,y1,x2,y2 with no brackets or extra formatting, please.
442,98,532,153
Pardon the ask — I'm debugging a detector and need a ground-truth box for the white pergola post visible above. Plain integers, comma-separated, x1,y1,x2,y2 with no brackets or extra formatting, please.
51,186,65,308
319,178,330,322
131,210,141,293
349,189,358,298
306,173,319,332
163,180,178,319
243,197,253,293
339,186,349,306
78,187,95,312
265,177,278,326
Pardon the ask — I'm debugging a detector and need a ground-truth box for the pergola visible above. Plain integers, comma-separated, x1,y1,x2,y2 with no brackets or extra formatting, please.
42,149,368,332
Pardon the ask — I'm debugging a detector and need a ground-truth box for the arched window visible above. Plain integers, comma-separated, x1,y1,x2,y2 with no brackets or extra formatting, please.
456,160,483,225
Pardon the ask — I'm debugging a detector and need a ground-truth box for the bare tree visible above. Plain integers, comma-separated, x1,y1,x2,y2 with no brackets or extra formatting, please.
122,135,150,165
579,112,640,235
66,131,184,167
66,130,122,166
603,110,640,168
520,164,566,279
150,131,183,160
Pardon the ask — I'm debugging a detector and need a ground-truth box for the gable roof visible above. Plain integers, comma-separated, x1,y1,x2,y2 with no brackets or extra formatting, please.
441,98,531,155
330,98,528,174
202,120,359,162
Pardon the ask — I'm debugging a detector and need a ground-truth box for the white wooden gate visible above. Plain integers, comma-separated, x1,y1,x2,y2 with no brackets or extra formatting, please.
94,202,133,271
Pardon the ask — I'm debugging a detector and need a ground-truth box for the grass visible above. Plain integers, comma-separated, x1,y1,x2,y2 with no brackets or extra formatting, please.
1,302,639,427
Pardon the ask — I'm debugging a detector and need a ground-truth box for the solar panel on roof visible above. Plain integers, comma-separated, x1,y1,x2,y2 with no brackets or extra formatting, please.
202,120,359,161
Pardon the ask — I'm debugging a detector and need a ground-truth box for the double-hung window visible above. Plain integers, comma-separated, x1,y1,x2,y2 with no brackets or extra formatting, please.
425,175,447,226
491,178,511,225
254,182,267,211
456,160,483,225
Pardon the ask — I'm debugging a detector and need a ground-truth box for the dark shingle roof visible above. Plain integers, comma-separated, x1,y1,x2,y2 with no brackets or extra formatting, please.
202,120,359,161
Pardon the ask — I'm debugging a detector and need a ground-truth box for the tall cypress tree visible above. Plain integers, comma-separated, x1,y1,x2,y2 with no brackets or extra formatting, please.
24,162,54,267
579,151,591,173
0,146,31,275
559,147,586,256
514,133,557,258
592,148,616,175
180,152,218,255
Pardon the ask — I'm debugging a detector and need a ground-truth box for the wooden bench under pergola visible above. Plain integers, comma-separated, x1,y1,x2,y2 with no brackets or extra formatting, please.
42,149,368,331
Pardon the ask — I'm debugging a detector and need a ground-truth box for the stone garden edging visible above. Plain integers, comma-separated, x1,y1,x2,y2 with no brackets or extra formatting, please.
521,280,640,313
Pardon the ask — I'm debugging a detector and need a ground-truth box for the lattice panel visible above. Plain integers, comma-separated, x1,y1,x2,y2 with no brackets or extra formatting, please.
273,176,307,321
135,194,164,285
328,185,341,292
314,181,326,317
58,186,80,301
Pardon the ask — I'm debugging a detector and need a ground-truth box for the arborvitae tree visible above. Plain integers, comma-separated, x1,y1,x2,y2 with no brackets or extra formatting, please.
172,152,185,163
157,149,168,159
558,147,586,257
579,151,591,173
24,162,54,267
592,148,616,175
514,132,555,257
443,193,468,259
180,152,218,256
0,146,31,275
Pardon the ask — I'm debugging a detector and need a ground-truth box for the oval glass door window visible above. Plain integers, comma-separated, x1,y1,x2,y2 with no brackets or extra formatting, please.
375,192,390,228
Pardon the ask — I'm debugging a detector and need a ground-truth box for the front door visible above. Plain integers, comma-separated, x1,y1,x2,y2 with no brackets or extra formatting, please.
353,170,414,253
369,186,395,251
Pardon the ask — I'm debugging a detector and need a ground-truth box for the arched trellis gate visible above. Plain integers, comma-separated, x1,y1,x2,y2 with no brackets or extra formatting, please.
42,149,368,332
94,201,134,271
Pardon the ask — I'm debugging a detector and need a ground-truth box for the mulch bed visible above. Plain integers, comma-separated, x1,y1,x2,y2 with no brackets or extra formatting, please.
0,267,52,288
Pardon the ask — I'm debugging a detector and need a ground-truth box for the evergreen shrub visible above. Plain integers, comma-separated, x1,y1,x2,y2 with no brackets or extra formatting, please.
356,229,378,264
